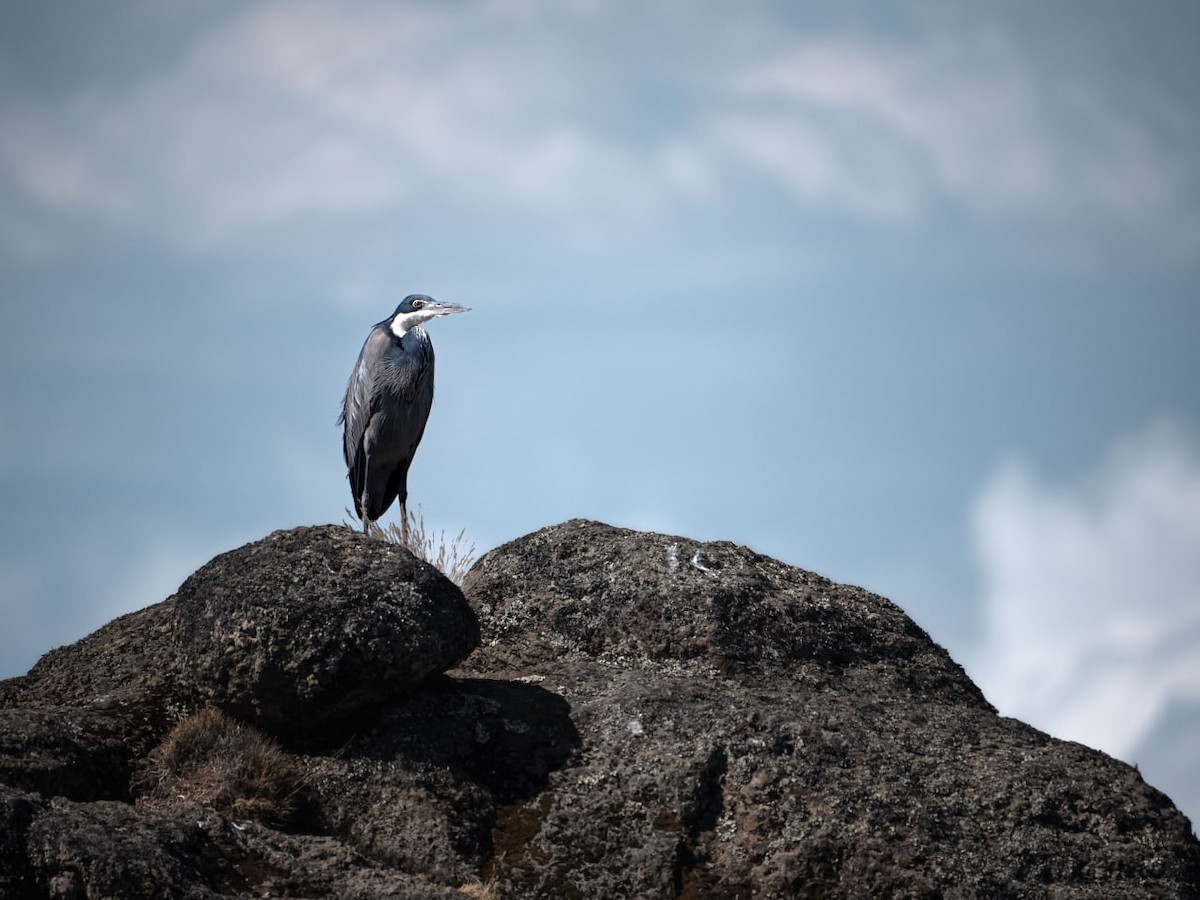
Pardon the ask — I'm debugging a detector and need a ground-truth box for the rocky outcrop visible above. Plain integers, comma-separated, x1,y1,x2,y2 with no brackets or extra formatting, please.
173,526,478,734
1,520,1197,899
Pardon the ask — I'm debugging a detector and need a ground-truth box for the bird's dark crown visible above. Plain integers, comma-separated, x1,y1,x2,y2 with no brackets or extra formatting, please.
394,294,435,315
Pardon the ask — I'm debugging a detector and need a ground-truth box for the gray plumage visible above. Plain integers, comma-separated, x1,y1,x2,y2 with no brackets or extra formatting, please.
340,294,470,532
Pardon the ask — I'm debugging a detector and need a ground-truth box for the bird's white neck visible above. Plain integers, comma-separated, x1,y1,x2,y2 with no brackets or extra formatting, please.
389,311,436,339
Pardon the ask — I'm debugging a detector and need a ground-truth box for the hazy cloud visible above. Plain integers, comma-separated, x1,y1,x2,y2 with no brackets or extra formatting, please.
0,0,671,250
972,418,1200,761
716,30,1199,244
0,2,1194,257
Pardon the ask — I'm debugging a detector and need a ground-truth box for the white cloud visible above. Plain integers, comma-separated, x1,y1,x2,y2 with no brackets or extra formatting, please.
0,0,670,250
0,3,1195,257
714,31,1199,242
971,418,1200,761
708,111,926,221
713,34,1047,217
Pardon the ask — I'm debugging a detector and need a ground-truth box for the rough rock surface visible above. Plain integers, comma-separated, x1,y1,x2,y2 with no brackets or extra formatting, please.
0,600,188,760
1,519,1197,899
173,525,479,733
464,519,987,703
462,521,1199,898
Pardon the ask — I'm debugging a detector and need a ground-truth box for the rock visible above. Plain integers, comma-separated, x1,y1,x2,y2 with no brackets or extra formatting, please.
0,519,1197,898
172,525,480,735
25,797,228,899
3,525,479,746
300,674,579,886
0,707,135,802
23,796,467,900
5,600,183,711
0,785,38,897
458,521,1199,897
469,661,1198,898
2,601,189,756
462,519,988,706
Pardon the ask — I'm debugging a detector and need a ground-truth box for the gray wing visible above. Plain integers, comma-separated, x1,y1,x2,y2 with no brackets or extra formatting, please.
339,326,390,509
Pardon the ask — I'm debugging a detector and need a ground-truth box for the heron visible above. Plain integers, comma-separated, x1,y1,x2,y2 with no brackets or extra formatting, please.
340,294,470,536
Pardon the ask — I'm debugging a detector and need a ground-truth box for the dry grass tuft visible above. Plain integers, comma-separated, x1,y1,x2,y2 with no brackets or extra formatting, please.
345,504,477,585
145,707,301,826
457,878,500,899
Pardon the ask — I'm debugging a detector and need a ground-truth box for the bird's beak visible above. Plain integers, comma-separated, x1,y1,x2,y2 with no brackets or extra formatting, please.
429,301,471,316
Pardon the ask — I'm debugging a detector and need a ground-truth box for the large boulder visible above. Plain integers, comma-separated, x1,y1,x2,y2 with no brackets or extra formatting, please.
4,525,479,744
0,519,1196,899
173,525,479,734
462,518,987,705
458,520,1199,898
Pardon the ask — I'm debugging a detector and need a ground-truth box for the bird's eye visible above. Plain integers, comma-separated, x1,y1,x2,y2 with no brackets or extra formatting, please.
411,299,425,309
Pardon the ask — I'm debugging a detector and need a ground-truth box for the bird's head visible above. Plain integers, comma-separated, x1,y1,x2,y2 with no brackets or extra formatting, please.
389,294,471,338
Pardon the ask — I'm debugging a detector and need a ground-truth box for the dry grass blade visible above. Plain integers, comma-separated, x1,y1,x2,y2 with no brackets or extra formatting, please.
457,878,499,899
344,504,477,584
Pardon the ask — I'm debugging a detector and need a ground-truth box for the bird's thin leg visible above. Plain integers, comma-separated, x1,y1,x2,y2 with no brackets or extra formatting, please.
400,500,409,546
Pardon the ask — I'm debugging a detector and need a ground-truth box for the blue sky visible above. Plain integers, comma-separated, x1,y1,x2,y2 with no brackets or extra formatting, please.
2,1,1198,822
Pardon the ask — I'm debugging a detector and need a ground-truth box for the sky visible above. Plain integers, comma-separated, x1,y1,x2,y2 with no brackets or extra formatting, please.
1,1,1197,826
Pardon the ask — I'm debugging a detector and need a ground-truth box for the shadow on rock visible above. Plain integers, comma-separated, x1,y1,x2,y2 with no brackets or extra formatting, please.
299,675,580,886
